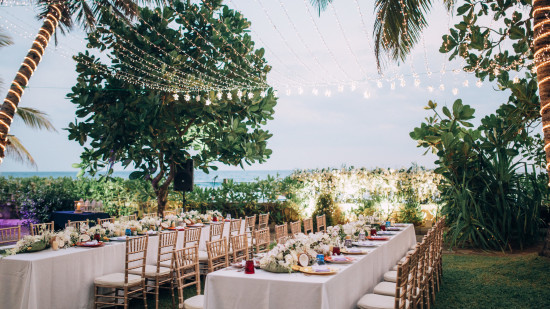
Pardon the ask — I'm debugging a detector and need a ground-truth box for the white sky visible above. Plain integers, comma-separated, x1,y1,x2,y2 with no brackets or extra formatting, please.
0,0,509,172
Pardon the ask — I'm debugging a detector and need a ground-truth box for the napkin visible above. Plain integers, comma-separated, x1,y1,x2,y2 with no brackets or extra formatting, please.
85,240,98,245
348,248,362,253
312,265,330,272
331,256,347,261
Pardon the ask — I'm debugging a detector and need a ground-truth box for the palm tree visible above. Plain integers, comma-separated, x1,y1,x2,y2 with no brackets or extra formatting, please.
0,0,163,164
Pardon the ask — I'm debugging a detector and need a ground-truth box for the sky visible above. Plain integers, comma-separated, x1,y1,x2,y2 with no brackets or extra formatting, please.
0,0,510,172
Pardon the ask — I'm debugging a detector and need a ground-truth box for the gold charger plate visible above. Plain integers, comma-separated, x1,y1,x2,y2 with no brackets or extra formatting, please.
341,248,368,255
291,265,338,275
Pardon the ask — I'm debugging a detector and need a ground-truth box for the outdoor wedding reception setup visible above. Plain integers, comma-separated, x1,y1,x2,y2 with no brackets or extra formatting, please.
1,0,550,308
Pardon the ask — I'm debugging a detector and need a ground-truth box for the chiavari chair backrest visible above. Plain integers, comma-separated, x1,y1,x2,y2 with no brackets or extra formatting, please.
290,221,301,236
157,231,177,270
127,214,137,221
120,216,129,222
230,219,242,236
143,212,158,218
254,228,270,254
206,237,229,273
258,213,269,230
184,227,202,247
174,245,201,298
316,214,326,233
164,211,176,217
303,218,313,235
231,234,249,263
125,235,148,284
0,226,21,245
67,220,89,231
394,254,412,309
275,223,288,243
30,221,54,236
98,218,115,226
209,221,225,241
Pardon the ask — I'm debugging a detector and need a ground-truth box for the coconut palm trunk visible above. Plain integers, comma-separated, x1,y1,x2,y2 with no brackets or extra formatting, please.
0,4,62,163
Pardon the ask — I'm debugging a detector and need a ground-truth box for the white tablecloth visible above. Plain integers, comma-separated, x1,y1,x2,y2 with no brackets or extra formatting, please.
204,224,416,309
0,220,245,309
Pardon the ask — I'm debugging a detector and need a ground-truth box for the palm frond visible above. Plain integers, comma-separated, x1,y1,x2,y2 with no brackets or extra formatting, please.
309,0,333,15
373,0,453,70
16,107,57,132
0,29,13,48
5,135,37,168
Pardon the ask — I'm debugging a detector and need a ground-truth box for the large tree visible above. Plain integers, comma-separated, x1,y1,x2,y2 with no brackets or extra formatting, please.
0,0,161,164
67,0,276,216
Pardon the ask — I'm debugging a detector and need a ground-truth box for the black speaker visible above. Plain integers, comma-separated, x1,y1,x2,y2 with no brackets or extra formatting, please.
174,159,194,192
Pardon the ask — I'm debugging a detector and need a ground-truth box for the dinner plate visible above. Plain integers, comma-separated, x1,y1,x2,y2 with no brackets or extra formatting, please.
368,236,390,241
377,231,398,235
292,265,338,275
386,227,402,231
325,256,355,264
76,241,104,248
188,223,204,227
352,241,380,247
109,236,128,241
341,248,368,255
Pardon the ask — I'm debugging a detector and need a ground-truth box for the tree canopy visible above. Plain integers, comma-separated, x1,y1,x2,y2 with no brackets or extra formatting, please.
67,0,277,213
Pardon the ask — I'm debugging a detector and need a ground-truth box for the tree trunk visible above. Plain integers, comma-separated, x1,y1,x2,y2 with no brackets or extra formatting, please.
156,186,169,218
0,4,62,163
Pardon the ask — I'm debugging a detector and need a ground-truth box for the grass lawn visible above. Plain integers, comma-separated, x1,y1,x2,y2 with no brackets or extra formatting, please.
433,253,550,309
129,252,550,308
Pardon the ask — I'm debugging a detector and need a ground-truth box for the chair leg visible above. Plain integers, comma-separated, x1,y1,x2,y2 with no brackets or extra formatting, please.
123,287,129,309
94,286,99,309
143,281,148,309
155,278,160,309
170,275,176,309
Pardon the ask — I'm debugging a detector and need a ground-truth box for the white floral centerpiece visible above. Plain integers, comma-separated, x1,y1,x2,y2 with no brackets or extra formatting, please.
161,214,182,228
102,221,125,237
4,234,48,255
140,217,161,231
342,215,370,239
200,210,223,223
181,210,201,223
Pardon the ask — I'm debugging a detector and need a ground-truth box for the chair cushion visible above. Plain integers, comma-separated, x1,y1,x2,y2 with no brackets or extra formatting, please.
160,261,172,268
392,265,398,271
373,281,396,296
399,256,407,264
94,273,142,287
128,265,171,277
198,250,208,261
357,293,396,309
383,271,397,282
184,295,204,309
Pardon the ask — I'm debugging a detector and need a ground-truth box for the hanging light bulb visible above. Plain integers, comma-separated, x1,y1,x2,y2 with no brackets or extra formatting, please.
476,79,483,88
227,92,232,100
428,86,434,93
400,79,406,87
363,90,371,99
286,89,291,96
216,92,222,100
205,99,211,105
338,85,344,92
351,83,357,91
261,91,267,98
196,95,201,102
184,94,191,101
439,84,445,91
237,89,243,99
273,90,279,97
323,90,330,97
312,88,319,96
452,88,458,95
513,76,520,84
173,94,179,100
427,71,433,77
390,82,396,90
462,80,469,87
248,92,254,99
414,79,421,87
298,87,304,95
377,80,383,88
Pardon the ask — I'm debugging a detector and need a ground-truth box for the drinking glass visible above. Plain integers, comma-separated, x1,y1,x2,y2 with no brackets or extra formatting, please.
245,260,255,274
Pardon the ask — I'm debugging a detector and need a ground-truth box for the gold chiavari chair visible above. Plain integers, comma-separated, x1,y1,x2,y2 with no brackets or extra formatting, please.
258,213,269,230
290,221,301,237
174,246,203,309
94,235,149,309
231,234,249,264
303,218,313,235
129,231,176,309
67,220,89,231
30,221,54,236
127,214,137,221
209,221,225,242
254,228,270,254
120,216,130,222
184,227,202,248
0,226,21,245
98,218,115,226
357,255,413,309
426,230,437,305
275,223,288,243
229,219,242,237
245,215,256,258
316,214,326,233
206,237,229,273
143,212,158,218
416,236,430,308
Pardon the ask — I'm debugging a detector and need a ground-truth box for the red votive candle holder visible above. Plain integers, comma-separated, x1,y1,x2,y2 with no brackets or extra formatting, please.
94,233,100,241
380,225,386,231
245,260,255,274
370,228,377,236
333,246,341,255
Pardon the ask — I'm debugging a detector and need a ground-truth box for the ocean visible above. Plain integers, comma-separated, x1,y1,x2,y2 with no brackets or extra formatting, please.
0,170,294,188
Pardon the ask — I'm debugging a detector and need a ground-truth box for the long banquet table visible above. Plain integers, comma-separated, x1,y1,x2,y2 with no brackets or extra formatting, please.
0,220,244,309
204,224,416,309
